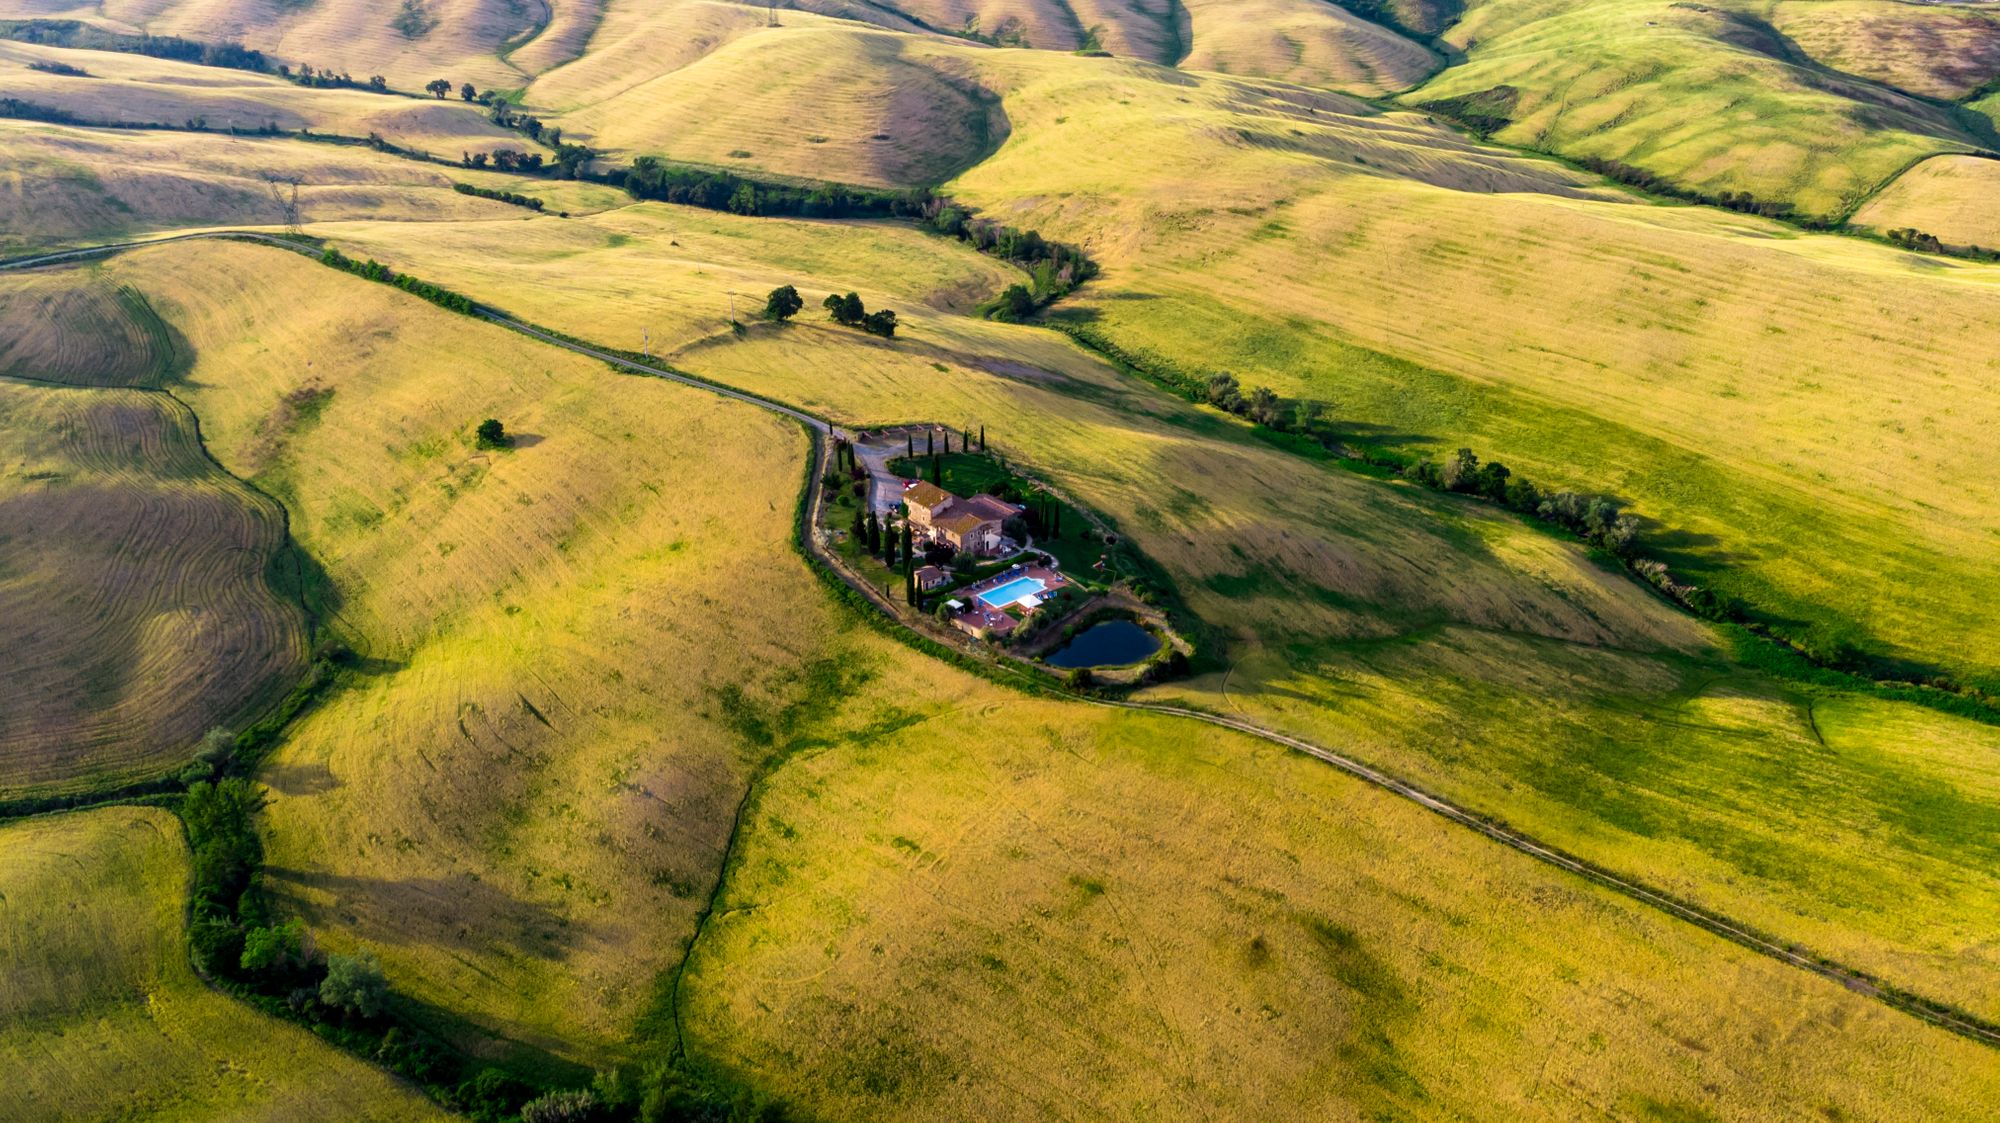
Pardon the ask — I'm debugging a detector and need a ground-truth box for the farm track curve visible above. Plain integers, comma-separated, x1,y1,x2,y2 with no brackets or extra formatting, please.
8,229,1999,1052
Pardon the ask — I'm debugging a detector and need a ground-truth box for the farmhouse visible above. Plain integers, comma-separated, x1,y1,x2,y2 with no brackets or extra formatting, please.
904,481,1024,557
914,565,950,591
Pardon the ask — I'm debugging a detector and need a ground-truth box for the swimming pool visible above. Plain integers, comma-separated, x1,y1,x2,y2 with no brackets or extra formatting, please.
977,576,1048,610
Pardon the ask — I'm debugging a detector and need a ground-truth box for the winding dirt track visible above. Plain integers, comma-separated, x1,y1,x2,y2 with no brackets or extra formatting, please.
9,230,1999,1051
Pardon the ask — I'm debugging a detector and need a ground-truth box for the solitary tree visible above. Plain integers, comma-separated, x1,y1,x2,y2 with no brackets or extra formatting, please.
763,284,803,322
460,81,477,101
426,78,452,98
475,418,510,449
320,952,388,1019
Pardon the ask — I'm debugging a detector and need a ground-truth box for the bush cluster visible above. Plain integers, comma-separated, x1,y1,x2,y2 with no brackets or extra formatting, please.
822,291,897,337
27,59,88,76
453,181,546,210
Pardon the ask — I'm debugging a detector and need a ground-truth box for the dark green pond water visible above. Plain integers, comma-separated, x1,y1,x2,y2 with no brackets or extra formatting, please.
1045,619,1160,668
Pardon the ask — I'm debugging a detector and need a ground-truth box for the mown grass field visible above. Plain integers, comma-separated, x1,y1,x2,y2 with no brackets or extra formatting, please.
1851,152,2000,251
0,274,306,797
0,807,448,1121
684,700,2000,1119
311,189,2000,1022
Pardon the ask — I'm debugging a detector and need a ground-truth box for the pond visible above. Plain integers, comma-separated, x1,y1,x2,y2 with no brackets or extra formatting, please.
1044,618,1161,669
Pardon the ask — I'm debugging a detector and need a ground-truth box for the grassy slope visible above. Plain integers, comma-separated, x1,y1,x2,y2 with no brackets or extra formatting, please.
124,0,541,91
0,807,448,1121
1850,152,2000,249
88,237,2000,1117
0,276,307,797
0,121,620,255
1769,0,2000,100
1180,0,1440,94
0,39,530,157
685,702,2000,1119
318,197,2000,1019
529,11,997,188
931,46,2000,692
1408,0,1979,217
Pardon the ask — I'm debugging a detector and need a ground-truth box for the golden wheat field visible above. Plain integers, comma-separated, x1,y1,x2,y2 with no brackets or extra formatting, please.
0,807,448,1120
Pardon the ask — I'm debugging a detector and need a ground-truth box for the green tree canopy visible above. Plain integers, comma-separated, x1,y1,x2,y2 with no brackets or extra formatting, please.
763,284,803,322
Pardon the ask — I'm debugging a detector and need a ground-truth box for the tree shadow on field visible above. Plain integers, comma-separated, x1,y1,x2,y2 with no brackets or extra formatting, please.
505,432,544,449
262,865,594,965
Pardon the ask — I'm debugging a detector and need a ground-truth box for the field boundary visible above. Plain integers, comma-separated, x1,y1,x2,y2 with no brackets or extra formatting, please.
8,230,1998,1053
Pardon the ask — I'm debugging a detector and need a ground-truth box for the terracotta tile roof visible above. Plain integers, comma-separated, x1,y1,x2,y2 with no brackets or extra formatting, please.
956,494,1022,521
937,511,993,535
904,481,955,510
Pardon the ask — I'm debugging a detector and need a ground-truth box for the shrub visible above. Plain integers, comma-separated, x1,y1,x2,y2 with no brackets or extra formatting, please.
520,1089,598,1122
320,952,388,1019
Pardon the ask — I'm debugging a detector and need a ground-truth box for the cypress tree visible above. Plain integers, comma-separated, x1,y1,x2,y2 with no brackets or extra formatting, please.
944,430,951,455
930,455,942,486
907,433,914,457
979,425,986,451
868,512,882,555
851,505,865,540
902,524,914,576
927,431,934,455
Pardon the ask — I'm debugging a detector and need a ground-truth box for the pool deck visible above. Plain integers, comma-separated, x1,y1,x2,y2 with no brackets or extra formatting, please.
950,564,1068,636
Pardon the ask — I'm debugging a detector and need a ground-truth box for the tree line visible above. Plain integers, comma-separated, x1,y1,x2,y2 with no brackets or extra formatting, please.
0,19,268,71
453,181,546,211
317,246,477,315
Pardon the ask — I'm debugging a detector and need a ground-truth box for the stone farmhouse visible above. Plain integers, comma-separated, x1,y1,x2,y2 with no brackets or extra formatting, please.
904,481,1024,557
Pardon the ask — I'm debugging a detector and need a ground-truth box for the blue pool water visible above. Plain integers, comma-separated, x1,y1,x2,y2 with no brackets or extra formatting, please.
977,576,1048,609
